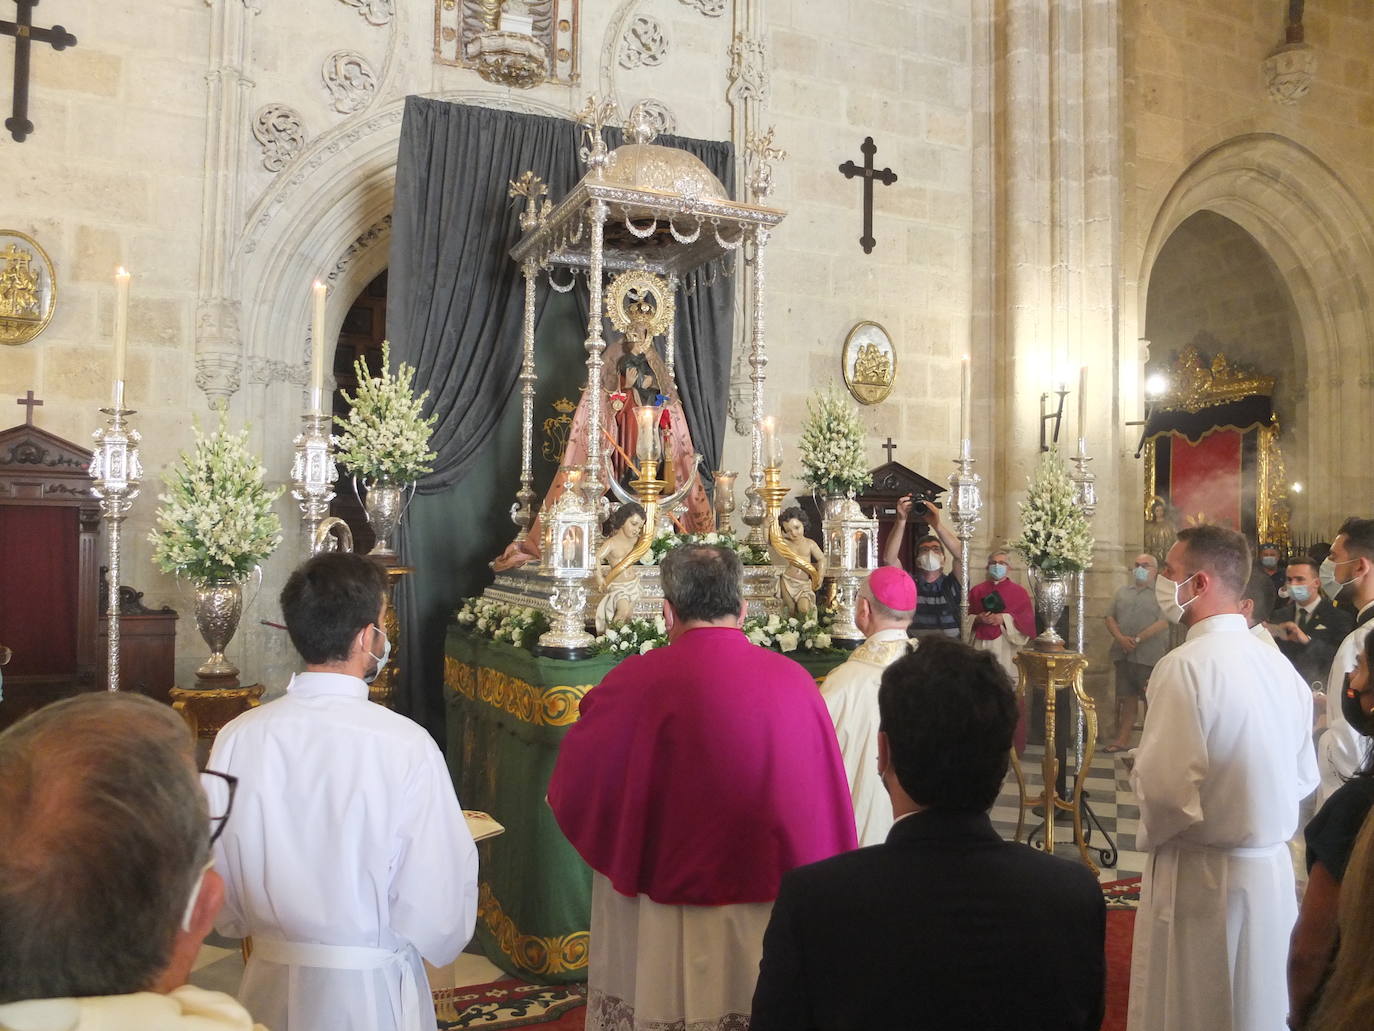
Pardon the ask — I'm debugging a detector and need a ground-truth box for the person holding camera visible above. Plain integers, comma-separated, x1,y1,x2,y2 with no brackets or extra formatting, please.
882,495,964,637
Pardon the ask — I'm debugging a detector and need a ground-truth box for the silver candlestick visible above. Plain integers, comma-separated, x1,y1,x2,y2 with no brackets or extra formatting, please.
1069,449,1098,766
89,385,143,692
291,409,338,554
947,449,983,626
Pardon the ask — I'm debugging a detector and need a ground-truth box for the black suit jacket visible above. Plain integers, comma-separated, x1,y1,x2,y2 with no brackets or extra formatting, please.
1274,598,1354,686
750,809,1106,1031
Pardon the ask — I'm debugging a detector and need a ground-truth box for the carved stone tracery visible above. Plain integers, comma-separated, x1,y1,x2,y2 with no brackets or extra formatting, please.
338,0,393,27
619,15,667,70
322,50,378,114
253,104,307,173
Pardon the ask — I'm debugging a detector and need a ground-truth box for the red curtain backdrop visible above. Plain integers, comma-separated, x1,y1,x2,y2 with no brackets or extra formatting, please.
1169,430,1243,530
0,506,79,676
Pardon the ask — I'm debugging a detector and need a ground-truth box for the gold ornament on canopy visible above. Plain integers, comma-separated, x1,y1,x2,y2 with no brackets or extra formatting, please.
605,268,674,340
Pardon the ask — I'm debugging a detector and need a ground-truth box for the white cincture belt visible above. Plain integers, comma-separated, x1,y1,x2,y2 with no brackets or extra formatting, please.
1150,840,1288,925
251,937,420,1030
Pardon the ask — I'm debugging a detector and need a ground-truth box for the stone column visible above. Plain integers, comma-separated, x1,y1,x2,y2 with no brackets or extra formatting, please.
974,0,1125,716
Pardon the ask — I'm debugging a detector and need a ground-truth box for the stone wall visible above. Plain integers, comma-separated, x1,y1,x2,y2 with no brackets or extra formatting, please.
0,0,976,691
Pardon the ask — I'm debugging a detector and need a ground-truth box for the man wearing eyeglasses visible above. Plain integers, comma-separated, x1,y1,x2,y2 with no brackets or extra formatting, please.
209,552,478,1031
0,692,267,1030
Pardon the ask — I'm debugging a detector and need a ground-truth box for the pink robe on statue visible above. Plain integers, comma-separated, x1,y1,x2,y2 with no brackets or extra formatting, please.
492,342,712,572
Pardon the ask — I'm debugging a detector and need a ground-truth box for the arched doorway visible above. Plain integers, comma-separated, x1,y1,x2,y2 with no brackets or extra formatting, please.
1138,134,1374,535
328,270,390,552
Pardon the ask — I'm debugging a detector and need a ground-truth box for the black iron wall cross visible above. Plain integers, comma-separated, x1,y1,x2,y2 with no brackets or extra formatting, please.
1,0,77,143
839,137,898,255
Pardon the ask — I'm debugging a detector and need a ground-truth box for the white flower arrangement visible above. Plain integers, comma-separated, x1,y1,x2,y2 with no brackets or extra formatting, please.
645,530,771,566
1010,449,1095,575
455,598,550,651
741,611,834,653
335,341,438,484
593,615,668,656
797,388,873,497
148,418,283,583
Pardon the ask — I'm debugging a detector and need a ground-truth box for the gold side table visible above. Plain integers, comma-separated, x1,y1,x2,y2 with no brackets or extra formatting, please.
369,564,414,709
170,673,264,740
1010,647,1099,874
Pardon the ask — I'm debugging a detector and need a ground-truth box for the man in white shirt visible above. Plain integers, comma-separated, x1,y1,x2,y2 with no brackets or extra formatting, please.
210,552,478,1031
0,693,267,1031
1315,517,1374,799
1129,525,1318,1031
819,566,916,846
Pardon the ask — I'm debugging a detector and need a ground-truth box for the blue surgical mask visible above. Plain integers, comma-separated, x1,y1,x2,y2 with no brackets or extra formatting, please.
1261,555,1278,569
1289,584,1312,605
364,624,391,684
988,563,1007,581
1132,566,1150,584
1321,557,1360,601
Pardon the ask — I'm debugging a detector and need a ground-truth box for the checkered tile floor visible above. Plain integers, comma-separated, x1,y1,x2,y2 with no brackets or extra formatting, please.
996,739,1317,888
990,742,1148,881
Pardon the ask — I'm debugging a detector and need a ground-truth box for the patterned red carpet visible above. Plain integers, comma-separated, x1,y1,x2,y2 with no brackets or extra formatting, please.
433,979,586,1029
1101,876,1141,1031
433,876,1141,1030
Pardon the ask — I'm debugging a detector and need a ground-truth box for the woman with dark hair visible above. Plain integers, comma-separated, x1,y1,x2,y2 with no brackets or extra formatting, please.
1305,810,1374,1030
1289,632,1374,1028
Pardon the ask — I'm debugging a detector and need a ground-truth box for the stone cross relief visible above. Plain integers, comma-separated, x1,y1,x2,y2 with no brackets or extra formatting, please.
1,0,77,142
839,137,898,255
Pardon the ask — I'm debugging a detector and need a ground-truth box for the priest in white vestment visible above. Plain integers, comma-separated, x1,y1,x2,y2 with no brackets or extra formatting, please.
1314,519,1374,799
819,566,916,847
209,553,479,1031
1130,526,1318,1031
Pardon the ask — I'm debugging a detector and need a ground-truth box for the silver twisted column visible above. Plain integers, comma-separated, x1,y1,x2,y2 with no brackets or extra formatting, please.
582,200,607,518
90,393,143,692
947,450,982,626
514,259,539,539
1069,450,1098,766
291,411,338,554
744,226,770,547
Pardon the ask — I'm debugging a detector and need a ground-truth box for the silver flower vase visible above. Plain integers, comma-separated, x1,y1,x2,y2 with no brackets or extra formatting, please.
358,477,414,558
194,578,243,678
820,491,849,522
1030,568,1070,650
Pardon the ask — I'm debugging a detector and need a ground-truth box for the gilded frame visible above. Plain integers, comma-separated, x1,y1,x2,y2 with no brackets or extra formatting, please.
841,320,896,405
0,230,57,346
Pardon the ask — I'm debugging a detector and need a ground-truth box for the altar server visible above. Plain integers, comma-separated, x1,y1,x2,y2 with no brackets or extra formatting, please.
549,543,856,1030
1129,525,1318,1031
209,552,478,1031
820,566,915,846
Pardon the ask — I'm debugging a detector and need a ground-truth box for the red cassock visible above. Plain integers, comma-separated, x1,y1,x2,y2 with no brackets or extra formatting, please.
967,577,1036,641
548,626,859,906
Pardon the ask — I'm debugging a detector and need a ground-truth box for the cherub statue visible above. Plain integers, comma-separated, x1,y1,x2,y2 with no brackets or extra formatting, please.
773,506,827,618
595,502,647,633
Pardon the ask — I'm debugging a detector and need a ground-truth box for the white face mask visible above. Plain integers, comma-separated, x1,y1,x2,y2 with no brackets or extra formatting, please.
917,551,943,573
1155,572,1197,624
364,624,391,684
1320,556,1361,601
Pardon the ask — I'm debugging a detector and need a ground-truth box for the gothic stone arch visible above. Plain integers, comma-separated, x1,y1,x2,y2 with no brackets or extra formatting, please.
1139,133,1374,530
